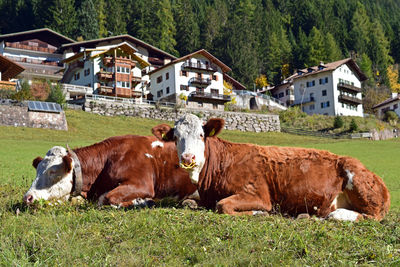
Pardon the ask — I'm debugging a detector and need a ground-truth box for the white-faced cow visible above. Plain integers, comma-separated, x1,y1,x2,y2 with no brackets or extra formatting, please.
24,135,198,207
152,114,390,221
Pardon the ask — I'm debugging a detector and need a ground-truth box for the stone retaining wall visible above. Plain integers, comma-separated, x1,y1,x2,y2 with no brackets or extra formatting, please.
0,102,68,131
84,100,280,132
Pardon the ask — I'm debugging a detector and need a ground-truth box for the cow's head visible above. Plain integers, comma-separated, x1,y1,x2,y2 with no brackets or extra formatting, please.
152,114,224,184
23,146,81,204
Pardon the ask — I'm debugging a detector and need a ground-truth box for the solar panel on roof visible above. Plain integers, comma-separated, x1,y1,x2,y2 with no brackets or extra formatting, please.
27,101,62,113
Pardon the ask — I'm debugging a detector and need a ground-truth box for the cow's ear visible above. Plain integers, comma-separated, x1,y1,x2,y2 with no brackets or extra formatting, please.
32,157,43,169
152,124,175,141
62,155,73,173
204,118,224,137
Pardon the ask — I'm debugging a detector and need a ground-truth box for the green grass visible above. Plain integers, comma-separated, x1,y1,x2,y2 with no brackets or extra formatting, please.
0,110,399,265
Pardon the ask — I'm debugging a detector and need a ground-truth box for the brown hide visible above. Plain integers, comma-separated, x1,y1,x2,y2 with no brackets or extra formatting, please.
198,137,390,220
73,135,196,206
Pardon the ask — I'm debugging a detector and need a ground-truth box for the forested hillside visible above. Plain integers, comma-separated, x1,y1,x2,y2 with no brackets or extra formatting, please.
1,0,400,91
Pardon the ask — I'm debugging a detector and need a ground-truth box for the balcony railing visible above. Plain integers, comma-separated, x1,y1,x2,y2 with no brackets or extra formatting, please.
97,71,113,80
103,57,113,66
293,97,315,105
189,77,212,86
338,94,362,104
5,42,57,54
190,91,231,102
0,81,16,90
182,61,217,72
337,82,362,93
132,76,142,84
98,85,114,95
61,84,93,96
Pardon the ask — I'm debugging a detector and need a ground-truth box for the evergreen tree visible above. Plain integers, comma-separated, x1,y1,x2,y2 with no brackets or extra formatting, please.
47,83,66,108
349,2,371,54
174,0,200,55
106,0,127,36
307,26,325,66
324,32,342,62
201,0,228,51
46,0,77,38
76,0,98,40
155,0,178,56
357,53,374,87
97,0,107,38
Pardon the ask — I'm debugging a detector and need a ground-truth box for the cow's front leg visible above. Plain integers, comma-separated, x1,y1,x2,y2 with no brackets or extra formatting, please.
100,184,155,208
216,194,272,215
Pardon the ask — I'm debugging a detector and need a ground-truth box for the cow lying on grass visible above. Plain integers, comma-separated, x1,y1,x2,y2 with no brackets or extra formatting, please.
152,114,390,221
24,135,198,208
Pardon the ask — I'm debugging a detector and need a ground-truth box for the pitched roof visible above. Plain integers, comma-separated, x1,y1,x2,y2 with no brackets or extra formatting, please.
0,55,25,80
287,58,367,82
372,95,400,109
148,49,231,75
60,35,176,59
223,73,246,90
0,28,75,47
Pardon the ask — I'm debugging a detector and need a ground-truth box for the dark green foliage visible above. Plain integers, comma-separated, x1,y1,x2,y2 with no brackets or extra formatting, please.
76,0,99,40
46,83,66,108
349,118,359,132
333,116,344,128
11,81,33,101
384,111,399,122
0,89,15,99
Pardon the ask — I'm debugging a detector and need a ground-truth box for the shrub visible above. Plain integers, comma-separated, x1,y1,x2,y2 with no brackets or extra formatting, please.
349,118,359,132
279,107,307,124
47,83,66,108
384,111,398,123
333,116,344,128
11,80,34,101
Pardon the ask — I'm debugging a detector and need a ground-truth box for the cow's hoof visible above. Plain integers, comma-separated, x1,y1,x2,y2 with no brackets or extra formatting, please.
182,199,198,209
296,213,310,220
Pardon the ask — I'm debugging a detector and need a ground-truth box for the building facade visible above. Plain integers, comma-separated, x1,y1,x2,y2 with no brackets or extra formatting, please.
149,50,231,110
373,93,400,119
0,54,25,90
288,58,366,117
0,28,75,82
268,81,294,107
59,35,176,100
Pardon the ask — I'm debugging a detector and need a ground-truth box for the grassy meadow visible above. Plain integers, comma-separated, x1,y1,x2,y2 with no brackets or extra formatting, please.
0,110,399,265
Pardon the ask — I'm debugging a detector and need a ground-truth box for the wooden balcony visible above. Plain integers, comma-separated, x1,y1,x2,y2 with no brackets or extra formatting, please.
0,81,16,90
189,77,211,87
97,71,113,80
103,57,114,66
338,94,362,105
182,61,217,72
337,82,362,93
98,85,114,95
5,42,57,54
189,91,231,103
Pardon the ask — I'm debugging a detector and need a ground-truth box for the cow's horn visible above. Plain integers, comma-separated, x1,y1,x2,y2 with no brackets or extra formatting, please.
66,144,83,197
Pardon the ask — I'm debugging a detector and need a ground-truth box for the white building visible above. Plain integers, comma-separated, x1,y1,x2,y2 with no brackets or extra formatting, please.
267,81,295,107
59,35,176,100
288,58,367,117
373,93,400,119
149,49,232,110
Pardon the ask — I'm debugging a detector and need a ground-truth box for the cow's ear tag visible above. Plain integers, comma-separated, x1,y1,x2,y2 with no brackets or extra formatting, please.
209,128,215,137
162,133,167,140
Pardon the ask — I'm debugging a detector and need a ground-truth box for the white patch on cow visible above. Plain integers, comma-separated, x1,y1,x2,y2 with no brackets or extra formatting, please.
164,161,166,165
151,141,164,149
24,146,74,202
345,169,354,190
145,153,153,158
330,196,338,210
187,190,200,200
327,208,359,221
252,210,267,215
174,114,206,184
132,198,147,208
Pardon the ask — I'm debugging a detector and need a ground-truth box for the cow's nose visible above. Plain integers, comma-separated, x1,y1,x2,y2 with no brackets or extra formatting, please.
23,194,34,204
182,153,195,165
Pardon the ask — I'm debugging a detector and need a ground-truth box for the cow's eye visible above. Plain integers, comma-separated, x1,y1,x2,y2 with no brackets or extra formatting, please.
200,133,204,138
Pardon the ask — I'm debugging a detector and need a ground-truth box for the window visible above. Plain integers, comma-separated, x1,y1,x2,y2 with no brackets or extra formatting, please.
181,70,188,77
319,77,328,84
213,103,218,109
166,72,169,80
157,90,163,98
196,87,204,94
84,68,90,76
321,101,330,108
117,66,121,73
117,81,130,88
74,72,80,80
180,85,189,91
157,76,163,83
310,104,315,110
310,93,314,101
322,90,327,96
212,75,218,81
211,89,219,96
278,92,284,98
306,80,315,87
286,89,290,96
166,87,170,94
198,102,203,107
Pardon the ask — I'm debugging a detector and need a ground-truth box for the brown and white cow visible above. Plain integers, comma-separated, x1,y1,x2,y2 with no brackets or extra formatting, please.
152,114,390,221
24,135,198,207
